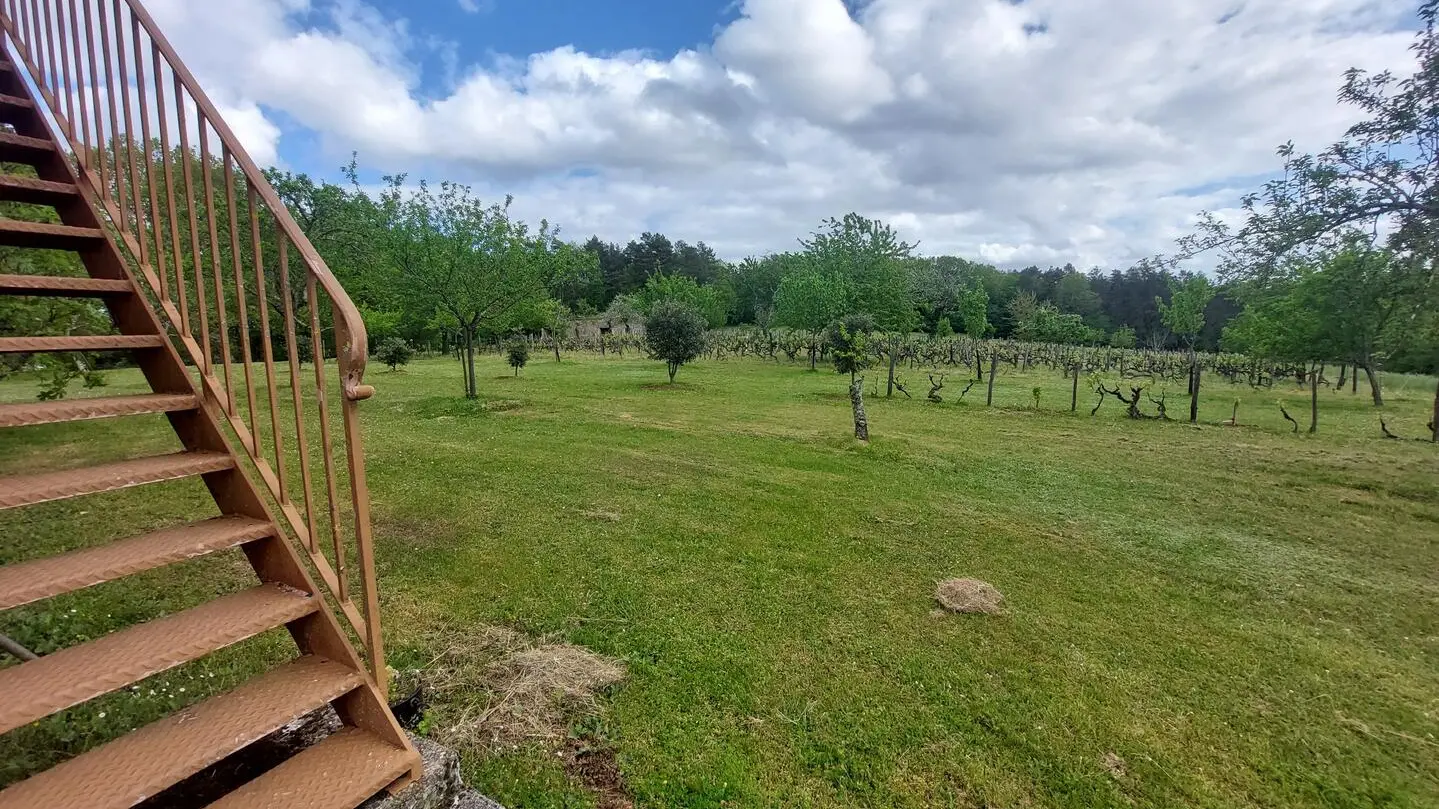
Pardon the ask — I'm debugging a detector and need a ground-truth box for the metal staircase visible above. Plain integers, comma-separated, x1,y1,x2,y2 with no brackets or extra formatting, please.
0,0,421,806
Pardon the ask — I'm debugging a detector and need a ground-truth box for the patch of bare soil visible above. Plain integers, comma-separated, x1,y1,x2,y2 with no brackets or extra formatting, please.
561,738,633,809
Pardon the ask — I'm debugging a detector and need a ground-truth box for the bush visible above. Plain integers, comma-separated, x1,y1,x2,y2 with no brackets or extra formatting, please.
377,337,414,371
935,316,954,338
505,339,530,376
645,300,708,382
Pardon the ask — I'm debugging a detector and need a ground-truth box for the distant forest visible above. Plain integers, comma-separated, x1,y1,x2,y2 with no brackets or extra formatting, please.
575,232,1236,350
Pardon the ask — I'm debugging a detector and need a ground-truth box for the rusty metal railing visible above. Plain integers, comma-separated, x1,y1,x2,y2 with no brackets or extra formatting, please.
0,0,390,689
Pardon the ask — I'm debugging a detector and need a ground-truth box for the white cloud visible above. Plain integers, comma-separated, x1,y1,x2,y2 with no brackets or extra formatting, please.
142,0,1416,269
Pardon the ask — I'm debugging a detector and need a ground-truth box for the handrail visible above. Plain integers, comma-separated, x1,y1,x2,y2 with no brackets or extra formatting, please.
120,0,372,401
0,0,387,689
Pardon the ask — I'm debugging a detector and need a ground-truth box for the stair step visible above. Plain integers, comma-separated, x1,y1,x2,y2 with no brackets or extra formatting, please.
0,583,317,734
0,656,364,809
0,173,79,205
0,450,235,509
0,334,164,352
0,392,195,427
204,727,415,809
0,92,34,114
0,516,272,609
0,273,130,296
0,218,105,249
0,130,56,164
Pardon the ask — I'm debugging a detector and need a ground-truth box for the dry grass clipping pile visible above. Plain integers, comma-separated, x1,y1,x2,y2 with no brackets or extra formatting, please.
406,622,625,754
935,578,1005,614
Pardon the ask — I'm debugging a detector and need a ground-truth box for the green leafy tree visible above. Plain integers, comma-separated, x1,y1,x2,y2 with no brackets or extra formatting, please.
957,281,990,338
645,300,708,382
363,179,557,398
634,273,728,328
773,263,849,369
1178,5,1439,438
826,313,876,381
1158,275,1216,422
1110,326,1137,349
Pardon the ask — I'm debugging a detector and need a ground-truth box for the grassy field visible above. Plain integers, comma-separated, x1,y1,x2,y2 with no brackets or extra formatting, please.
2,352,1438,808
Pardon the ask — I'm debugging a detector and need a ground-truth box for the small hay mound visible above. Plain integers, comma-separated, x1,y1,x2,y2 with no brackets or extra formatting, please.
409,622,626,754
935,578,1005,615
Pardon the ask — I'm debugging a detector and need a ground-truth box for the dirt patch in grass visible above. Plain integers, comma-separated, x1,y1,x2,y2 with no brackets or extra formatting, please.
561,738,633,809
581,508,623,522
935,578,1005,615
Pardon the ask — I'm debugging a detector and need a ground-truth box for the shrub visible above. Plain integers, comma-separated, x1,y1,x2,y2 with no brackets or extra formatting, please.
645,300,707,382
825,313,875,380
377,337,414,371
505,339,531,376
935,316,954,338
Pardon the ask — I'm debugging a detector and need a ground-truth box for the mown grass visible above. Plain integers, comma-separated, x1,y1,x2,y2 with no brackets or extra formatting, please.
2,353,1437,808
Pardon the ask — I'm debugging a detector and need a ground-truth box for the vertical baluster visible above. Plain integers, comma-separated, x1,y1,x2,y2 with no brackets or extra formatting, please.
224,148,259,451
308,275,348,600
198,120,234,412
337,316,385,690
131,16,165,302
81,0,107,203
39,0,60,116
17,1,32,65
111,0,144,258
153,45,186,333
66,0,92,175
251,188,287,498
279,236,320,553
95,0,129,229
23,0,42,80
56,0,76,140
175,81,210,372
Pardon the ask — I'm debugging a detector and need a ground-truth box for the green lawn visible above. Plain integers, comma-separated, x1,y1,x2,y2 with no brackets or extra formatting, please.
2,353,1437,808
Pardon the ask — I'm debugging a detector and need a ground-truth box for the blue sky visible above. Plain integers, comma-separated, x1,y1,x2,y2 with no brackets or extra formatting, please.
369,0,738,64
153,0,1418,269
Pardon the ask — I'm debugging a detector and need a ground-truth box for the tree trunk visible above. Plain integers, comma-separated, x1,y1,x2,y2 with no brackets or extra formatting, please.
1352,364,1358,393
668,362,678,383
886,347,897,398
1070,365,1079,412
1309,363,1320,434
553,341,561,363
463,330,478,398
850,376,869,441
1336,364,1347,391
809,341,817,370
1189,363,1200,424
986,353,998,406
1362,363,1383,407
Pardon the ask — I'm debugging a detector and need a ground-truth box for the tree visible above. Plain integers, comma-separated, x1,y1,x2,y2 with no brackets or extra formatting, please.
826,314,875,441
1223,268,1335,433
1110,326,1137,349
773,263,848,369
731,254,790,331
1158,275,1216,422
376,337,413,371
604,294,642,334
1177,5,1439,436
538,299,572,362
634,273,728,328
645,300,707,382
506,338,530,376
957,281,990,338
362,179,558,398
